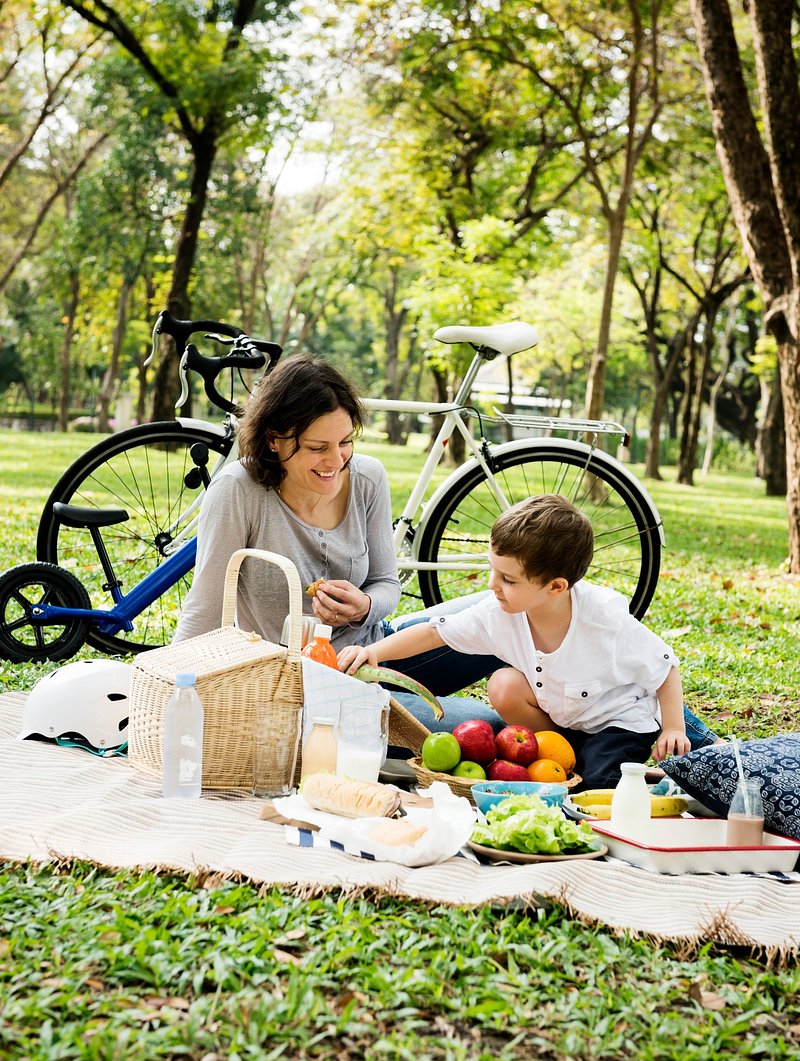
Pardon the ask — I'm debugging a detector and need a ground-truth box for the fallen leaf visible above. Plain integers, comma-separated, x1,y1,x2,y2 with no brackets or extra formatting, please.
663,626,692,638
274,947,303,966
144,995,191,1010
722,579,733,590
279,927,307,942
212,905,236,916
689,982,726,1010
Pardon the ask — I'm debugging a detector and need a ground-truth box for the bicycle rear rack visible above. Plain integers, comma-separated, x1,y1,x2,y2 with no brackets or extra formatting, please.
482,410,629,442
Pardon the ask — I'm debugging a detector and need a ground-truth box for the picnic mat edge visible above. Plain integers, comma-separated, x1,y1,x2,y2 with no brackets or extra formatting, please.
1,690,798,958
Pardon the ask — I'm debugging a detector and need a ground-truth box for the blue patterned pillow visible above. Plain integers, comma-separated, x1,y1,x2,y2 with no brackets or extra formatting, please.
660,734,800,841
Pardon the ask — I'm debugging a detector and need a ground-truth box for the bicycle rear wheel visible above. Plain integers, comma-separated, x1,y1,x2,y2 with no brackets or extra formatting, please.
37,422,233,654
415,441,662,619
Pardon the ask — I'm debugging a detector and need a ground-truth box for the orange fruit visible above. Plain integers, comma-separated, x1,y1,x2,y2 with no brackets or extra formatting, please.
534,731,576,774
527,758,568,783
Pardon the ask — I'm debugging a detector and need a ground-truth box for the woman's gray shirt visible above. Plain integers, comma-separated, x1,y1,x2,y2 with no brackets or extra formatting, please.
174,454,401,648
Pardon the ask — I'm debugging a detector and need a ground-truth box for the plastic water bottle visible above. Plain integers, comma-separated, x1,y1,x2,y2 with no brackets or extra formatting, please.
162,672,204,798
300,624,339,670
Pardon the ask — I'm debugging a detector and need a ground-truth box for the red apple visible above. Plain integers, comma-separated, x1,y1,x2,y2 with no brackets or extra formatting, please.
452,719,497,766
495,725,539,766
487,759,530,782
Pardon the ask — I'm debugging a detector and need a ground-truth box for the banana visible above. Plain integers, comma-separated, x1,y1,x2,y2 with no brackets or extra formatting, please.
353,665,445,721
571,789,615,806
571,794,688,818
650,795,688,817
578,804,612,819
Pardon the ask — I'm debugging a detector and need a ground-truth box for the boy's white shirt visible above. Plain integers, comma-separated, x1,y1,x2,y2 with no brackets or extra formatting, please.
430,581,678,735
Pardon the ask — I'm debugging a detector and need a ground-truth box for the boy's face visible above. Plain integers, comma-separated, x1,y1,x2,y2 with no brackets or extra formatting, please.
488,546,555,613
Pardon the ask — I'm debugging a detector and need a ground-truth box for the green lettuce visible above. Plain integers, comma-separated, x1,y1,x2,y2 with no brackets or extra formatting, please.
471,795,597,855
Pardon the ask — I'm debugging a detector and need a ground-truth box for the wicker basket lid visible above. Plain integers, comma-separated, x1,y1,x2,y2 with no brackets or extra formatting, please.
130,627,290,683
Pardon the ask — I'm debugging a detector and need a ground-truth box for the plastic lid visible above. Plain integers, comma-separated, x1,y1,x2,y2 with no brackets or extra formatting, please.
175,672,196,687
314,624,333,639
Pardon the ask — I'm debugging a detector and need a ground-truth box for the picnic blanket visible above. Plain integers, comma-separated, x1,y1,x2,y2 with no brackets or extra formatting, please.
1,690,798,958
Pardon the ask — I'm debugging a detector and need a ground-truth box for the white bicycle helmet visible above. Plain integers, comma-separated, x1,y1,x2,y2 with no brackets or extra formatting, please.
19,659,132,755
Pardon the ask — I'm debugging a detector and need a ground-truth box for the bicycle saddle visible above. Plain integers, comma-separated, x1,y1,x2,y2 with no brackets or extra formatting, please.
433,321,539,357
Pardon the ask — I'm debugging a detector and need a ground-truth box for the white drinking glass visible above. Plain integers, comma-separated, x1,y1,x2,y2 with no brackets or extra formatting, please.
336,702,389,783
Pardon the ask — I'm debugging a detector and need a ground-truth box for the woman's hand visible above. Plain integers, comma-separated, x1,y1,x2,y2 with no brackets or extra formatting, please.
652,728,691,762
337,644,378,674
311,580,371,628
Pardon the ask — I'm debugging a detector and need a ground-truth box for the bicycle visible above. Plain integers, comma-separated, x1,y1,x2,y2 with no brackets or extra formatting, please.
0,313,663,663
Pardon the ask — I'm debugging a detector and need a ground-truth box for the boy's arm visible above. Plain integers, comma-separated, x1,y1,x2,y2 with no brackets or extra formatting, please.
652,666,691,761
338,622,445,674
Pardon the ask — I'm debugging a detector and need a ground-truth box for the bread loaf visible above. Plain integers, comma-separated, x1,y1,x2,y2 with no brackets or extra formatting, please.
368,819,428,847
302,773,402,819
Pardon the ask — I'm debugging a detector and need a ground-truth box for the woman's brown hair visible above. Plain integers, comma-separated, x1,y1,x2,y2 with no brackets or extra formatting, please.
237,355,364,489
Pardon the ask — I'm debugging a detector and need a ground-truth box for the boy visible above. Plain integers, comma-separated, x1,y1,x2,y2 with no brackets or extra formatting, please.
338,494,691,790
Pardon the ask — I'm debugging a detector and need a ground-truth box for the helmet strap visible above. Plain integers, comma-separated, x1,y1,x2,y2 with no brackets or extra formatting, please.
55,737,129,758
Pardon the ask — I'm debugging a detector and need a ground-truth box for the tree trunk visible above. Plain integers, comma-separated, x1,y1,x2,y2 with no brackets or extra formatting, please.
383,272,409,445
701,299,736,474
645,381,669,480
756,369,787,495
585,211,625,424
58,268,80,432
644,329,688,479
97,275,133,432
777,341,800,554
676,335,699,485
136,275,157,426
691,0,800,567
151,136,217,421
677,321,714,485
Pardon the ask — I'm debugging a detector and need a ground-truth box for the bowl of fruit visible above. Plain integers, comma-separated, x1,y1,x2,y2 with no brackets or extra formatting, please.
409,721,581,805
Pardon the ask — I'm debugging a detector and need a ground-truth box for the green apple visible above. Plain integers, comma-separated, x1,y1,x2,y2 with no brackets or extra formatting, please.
421,731,461,773
453,760,486,780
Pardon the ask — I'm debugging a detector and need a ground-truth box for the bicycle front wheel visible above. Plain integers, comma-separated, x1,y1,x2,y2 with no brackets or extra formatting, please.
415,441,662,619
37,421,234,655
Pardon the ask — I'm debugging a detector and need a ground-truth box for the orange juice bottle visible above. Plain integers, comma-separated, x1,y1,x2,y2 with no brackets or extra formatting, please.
301,624,339,670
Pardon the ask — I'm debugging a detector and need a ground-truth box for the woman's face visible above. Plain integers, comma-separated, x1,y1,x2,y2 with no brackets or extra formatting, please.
273,407,355,496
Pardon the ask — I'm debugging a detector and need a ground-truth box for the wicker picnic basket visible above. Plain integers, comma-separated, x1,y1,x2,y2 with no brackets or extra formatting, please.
128,548,305,791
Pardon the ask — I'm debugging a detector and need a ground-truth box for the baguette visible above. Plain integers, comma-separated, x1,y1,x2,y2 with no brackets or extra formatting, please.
368,819,428,847
302,773,402,819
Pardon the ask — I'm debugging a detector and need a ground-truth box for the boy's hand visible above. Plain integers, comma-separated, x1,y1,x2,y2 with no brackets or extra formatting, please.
653,728,691,762
337,644,379,674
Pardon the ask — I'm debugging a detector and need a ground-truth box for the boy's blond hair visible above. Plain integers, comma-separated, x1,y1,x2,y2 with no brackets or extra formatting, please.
490,494,594,586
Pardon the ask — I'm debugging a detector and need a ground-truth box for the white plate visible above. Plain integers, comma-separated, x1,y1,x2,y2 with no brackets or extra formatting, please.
590,818,800,874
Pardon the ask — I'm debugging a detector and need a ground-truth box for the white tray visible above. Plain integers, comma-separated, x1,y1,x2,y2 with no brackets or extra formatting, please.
590,818,800,874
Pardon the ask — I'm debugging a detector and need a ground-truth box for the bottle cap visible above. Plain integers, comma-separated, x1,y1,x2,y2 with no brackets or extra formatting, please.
314,624,332,639
175,672,196,687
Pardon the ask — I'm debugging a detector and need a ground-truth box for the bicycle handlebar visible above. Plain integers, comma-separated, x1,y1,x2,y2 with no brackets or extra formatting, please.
146,310,283,415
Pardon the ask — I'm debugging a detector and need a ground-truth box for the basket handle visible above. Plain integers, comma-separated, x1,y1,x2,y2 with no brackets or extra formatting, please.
221,548,304,657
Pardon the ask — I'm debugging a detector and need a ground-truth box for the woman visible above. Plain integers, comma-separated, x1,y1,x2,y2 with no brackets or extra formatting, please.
174,355,500,718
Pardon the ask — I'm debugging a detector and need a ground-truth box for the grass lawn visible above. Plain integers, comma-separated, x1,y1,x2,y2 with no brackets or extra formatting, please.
0,429,799,1059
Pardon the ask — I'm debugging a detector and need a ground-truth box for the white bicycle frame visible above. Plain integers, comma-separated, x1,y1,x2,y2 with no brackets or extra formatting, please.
161,338,643,580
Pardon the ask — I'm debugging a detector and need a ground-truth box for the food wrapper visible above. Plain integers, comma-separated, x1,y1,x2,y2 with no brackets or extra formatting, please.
318,781,476,867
